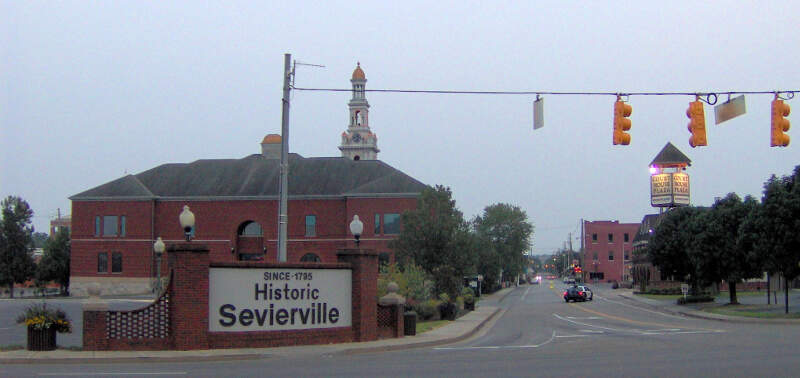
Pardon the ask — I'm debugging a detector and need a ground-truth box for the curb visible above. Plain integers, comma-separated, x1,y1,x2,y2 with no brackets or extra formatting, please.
338,307,503,355
0,308,504,364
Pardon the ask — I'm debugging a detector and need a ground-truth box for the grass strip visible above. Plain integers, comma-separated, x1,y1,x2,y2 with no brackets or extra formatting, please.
416,320,450,334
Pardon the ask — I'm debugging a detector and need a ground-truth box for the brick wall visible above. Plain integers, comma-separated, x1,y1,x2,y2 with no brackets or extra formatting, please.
83,245,387,351
71,196,415,295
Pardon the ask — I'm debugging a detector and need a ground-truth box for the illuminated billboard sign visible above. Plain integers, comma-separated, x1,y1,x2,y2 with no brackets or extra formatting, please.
651,172,690,207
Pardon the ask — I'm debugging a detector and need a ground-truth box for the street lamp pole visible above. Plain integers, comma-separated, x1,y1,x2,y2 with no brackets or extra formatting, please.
153,237,165,293
349,215,363,248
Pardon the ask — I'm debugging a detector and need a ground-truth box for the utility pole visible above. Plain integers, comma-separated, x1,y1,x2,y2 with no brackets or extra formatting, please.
277,53,292,262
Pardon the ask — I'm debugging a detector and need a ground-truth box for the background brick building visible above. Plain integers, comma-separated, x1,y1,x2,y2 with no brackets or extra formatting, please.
582,220,640,283
69,64,426,296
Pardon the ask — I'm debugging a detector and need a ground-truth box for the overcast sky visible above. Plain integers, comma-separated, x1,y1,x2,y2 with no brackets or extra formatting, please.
2,1,799,254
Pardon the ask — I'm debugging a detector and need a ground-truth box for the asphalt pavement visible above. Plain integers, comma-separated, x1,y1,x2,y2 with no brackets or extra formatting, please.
2,282,798,365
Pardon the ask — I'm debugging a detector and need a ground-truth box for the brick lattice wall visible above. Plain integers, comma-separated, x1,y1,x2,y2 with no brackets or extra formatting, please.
107,292,169,339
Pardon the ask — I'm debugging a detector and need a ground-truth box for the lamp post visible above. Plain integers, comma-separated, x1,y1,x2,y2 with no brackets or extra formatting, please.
179,205,195,242
153,237,165,293
349,215,363,247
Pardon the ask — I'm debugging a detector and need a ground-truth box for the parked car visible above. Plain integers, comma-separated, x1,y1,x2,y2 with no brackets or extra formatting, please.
563,286,588,302
577,285,593,301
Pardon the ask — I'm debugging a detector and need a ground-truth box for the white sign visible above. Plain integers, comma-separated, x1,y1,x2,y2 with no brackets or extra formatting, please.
533,97,544,130
714,95,747,125
209,268,351,332
650,173,673,206
651,172,691,207
672,173,690,205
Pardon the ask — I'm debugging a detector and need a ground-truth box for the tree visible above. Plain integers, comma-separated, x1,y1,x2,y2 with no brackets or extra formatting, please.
36,228,71,295
701,193,761,304
647,206,706,294
391,185,478,300
740,166,800,313
31,232,48,249
473,203,534,284
0,196,37,298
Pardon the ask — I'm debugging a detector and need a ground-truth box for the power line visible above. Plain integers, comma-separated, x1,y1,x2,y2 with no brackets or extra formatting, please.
292,86,798,98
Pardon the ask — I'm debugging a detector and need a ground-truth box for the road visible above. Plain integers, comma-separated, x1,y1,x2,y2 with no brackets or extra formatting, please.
3,281,799,377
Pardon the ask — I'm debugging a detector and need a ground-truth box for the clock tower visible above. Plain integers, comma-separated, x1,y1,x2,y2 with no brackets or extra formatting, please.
339,63,380,161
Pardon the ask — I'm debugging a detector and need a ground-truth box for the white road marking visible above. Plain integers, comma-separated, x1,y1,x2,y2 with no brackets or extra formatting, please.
567,316,601,320
599,296,688,320
39,373,187,376
553,313,624,332
521,286,531,301
579,329,604,333
554,313,725,336
435,330,556,351
555,334,594,338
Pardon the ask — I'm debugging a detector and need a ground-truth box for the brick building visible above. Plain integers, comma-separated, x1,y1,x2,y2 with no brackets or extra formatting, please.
582,220,640,283
69,64,426,296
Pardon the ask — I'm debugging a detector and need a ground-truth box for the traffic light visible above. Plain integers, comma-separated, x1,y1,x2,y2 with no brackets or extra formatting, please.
613,98,632,145
574,266,582,274
771,97,790,147
687,99,707,147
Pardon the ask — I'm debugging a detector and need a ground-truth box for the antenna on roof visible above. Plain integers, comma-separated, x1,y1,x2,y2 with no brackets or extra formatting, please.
291,60,325,87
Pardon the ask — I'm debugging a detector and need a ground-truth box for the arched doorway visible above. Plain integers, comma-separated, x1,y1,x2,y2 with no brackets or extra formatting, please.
236,221,264,261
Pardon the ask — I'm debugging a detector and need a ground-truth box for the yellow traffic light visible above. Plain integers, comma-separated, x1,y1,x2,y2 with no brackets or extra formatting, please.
771,97,790,147
613,98,632,145
687,99,707,147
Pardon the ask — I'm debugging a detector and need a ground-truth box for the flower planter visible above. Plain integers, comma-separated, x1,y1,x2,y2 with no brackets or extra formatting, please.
27,327,57,351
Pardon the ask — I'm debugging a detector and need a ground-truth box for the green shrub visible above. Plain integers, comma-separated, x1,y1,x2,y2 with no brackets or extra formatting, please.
414,299,440,320
461,287,475,304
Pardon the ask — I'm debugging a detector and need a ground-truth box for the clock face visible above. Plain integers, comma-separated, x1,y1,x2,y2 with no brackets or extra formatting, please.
352,133,362,143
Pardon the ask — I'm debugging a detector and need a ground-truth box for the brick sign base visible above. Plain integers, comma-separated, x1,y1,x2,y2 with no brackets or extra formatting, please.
83,245,383,351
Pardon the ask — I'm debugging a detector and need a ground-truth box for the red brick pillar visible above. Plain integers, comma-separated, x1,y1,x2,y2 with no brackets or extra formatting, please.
167,243,209,350
82,304,108,351
337,248,378,342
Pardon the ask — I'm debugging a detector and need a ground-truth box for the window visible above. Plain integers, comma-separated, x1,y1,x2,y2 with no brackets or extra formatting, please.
608,233,614,243
624,233,629,243
591,233,597,243
103,216,118,237
305,215,316,237
112,252,122,273
97,252,108,273
378,252,390,267
624,253,630,261
240,221,262,236
374,214,381,234
95,216,101,237
383,214,401,234
300,253,321,263
592,252,598,260
608,251,614,261
120,216,126,237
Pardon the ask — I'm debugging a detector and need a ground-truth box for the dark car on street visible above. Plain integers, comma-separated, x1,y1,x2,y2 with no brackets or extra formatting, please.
563,286,588,302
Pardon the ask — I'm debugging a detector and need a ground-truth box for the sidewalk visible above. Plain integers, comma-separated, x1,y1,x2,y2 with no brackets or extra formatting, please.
0,288,513,364
614,288,800,324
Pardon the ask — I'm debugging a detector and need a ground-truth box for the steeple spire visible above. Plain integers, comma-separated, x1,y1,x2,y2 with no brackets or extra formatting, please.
340,62,379,161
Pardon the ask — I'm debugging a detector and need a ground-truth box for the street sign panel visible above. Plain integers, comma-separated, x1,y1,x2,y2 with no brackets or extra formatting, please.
533,97,544,130
714,95,746,125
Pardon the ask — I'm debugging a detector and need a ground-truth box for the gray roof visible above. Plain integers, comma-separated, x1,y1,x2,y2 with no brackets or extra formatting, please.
650,142,691,167
71,154,428,200
632,213,664,244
